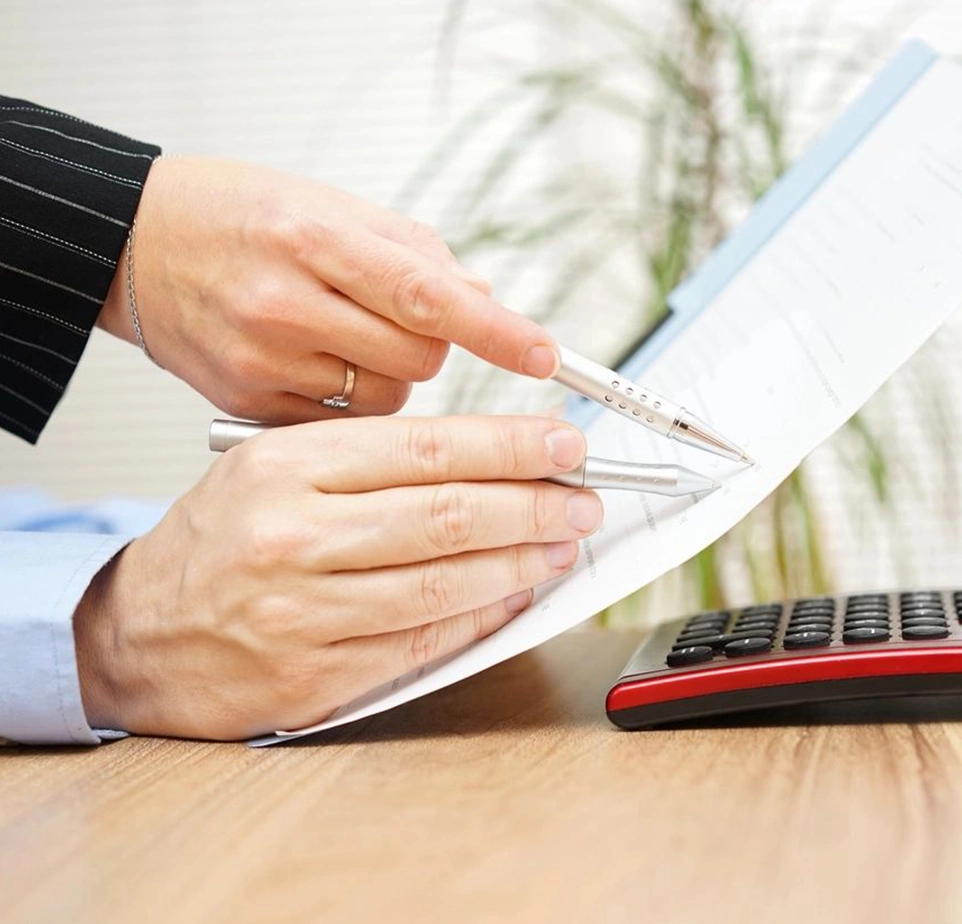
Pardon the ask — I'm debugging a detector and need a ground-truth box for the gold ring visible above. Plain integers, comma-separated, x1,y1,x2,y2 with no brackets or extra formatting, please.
320,361,356,410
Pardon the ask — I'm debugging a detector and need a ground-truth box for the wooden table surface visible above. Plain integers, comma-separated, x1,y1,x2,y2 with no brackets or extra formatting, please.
3,629,962,924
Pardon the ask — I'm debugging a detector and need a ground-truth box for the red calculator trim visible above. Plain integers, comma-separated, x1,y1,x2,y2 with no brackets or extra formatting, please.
607,647,962,720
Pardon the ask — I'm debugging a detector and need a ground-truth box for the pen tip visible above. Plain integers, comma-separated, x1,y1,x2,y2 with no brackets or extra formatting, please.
739,453,755,465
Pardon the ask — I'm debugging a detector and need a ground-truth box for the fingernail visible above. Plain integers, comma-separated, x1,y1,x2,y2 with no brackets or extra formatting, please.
521,343,561,378
505,590,533,616
545,540,578,570
566,491,603,533
545,427,585,468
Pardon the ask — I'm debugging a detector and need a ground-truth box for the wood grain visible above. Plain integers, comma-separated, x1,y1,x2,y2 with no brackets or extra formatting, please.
3,630,962,924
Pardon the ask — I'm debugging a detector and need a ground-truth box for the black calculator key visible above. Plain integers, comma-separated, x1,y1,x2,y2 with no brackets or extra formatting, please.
671,631,769,652
677,627,720,638
680,626,727,638
902,625,950,640
899,607,944,619
848,594,888,603
682,623,727,635
842,618,889,629
733,628,776,640
787,622,833,635
788,615,833,625
900,616,948,627
687,612,730,626
734,620,777,632
845,603,889,616
783,631,832,649
901,591,942,601
723,637,773,657
843,626,890,644
740,604,783,615
666,646,715,667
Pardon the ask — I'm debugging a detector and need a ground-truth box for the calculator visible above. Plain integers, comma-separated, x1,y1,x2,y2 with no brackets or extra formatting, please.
606,589,962,728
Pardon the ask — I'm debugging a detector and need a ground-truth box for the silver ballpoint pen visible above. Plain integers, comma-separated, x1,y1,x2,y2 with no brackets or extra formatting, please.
208,419,718,497
554,346,752,464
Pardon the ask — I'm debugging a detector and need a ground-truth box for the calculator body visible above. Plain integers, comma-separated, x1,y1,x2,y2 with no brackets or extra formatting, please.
607,590,962,729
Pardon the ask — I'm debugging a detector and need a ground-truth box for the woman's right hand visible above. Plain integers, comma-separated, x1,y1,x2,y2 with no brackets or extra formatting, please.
72,415,603,740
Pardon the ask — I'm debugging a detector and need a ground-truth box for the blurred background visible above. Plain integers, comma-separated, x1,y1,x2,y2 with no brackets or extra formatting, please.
2,0,962,621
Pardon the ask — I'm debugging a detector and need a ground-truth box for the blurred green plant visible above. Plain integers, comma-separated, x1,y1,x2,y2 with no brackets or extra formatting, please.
399,0,955,617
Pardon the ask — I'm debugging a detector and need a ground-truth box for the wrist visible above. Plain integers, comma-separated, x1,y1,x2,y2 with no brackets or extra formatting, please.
96,256,134,343
96,155,165,348
73,544,138,730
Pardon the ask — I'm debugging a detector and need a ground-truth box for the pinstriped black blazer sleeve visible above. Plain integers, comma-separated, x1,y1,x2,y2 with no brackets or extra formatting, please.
0,96,161,444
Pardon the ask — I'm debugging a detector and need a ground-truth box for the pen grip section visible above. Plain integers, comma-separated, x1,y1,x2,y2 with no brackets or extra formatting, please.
554,347,677,436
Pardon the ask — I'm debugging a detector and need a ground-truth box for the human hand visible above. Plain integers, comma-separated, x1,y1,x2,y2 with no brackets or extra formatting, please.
73,415,602,740
97,157,560,422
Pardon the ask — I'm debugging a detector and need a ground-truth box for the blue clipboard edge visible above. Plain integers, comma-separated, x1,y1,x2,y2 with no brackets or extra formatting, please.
564,39,938,428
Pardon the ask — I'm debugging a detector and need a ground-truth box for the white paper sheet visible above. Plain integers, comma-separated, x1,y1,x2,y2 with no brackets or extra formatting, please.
251,56,962,745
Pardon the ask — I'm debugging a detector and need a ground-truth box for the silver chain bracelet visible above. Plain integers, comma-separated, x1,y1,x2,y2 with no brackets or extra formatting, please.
125,217,164,369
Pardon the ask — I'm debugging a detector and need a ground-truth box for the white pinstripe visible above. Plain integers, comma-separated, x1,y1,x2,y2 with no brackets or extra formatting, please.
0,378,51,415
0,261,101,304
0,121,155,160
0,294,86,335
0,405,39,438
0,105,147,147
0,328,77,364
0,215,113,266
0,352,64,391
0,173,126,227
0,137,140,188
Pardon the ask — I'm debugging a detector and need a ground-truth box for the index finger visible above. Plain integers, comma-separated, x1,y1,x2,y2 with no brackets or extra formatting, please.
247,416,587,493
311,232,561,379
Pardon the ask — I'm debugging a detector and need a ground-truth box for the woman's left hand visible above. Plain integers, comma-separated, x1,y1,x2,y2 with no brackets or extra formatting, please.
97,157,560,422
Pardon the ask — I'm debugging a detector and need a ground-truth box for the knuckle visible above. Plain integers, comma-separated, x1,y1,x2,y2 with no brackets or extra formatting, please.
220,393,253,420
244,518,307,568
409,218,443,249
249,282,293,328
495,425,529,479
220,386,267,422
509,543,533,588
425,484,475,553
245,592,298,639
265,209,325,261
464,606,488,644
378,380,412,415
416,559,458,619
524,485,550,540
405,618,449,670
234,433,288,482
392,269,452,330
269,651,322,702
411,338,450,382
404,420,456,482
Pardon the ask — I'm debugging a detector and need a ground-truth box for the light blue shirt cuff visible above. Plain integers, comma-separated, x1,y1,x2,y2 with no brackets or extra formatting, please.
0,531,132,745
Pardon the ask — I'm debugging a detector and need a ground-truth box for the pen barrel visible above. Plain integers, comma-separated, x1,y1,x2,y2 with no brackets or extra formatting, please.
554,346,679,438
576,458,689,494
209,418,269,452
547,459,711,495
545,462,588,489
